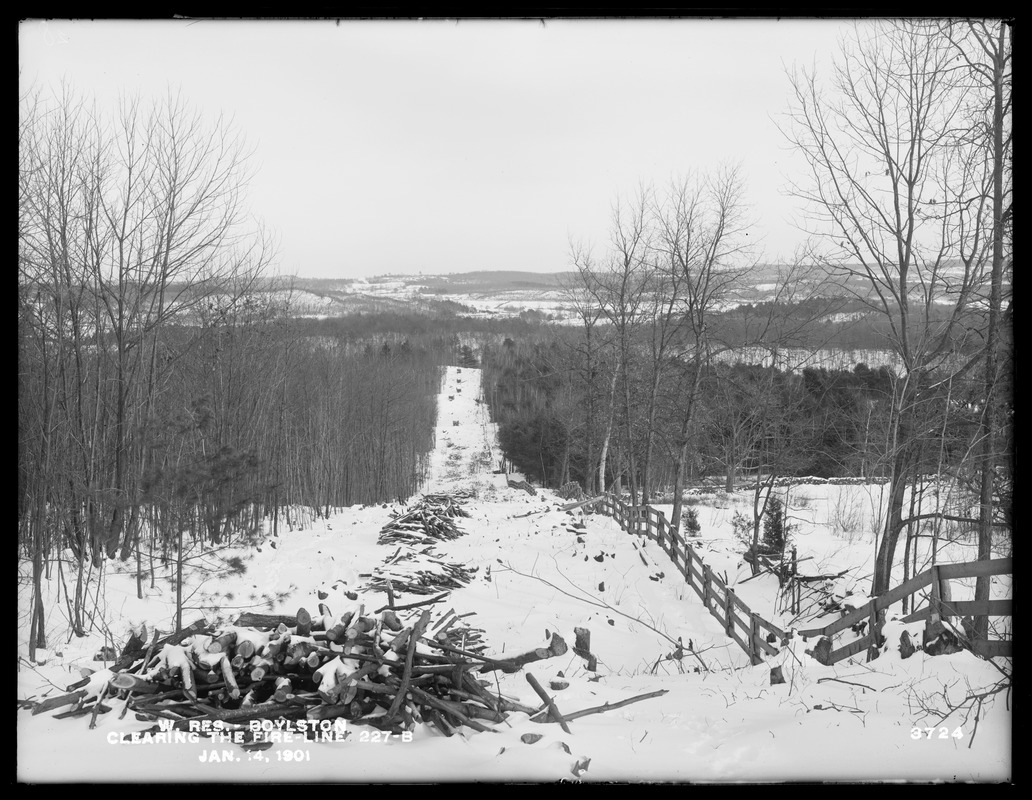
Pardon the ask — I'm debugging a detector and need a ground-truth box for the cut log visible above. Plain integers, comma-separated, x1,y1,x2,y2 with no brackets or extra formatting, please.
233,613,304,630
809,636,833,665
206,631,238,654
216,652,241,699
249,656,276,682
295,608,313,637
386,610,432,722
572,627,598,672
31,690,87,716
478,637,566,674
54,703,109,720
381,610,403,632
108,673,167,694
112,618,208,671
525,673,571,734
64,676,93,693
120,627,148,659
900,630,917,659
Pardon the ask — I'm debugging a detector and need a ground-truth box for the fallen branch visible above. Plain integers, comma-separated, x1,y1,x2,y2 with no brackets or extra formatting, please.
525,673,571,734
817,677,877,692
386,610,432,722
533,689,668,723
374,592,450,614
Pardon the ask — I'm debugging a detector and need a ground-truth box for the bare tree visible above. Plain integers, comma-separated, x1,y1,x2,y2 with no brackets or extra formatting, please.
559,252,615,495
938,19,1013,642
19,85,274,637
654,166,754,538
569,187,654,500
780,20,1007,596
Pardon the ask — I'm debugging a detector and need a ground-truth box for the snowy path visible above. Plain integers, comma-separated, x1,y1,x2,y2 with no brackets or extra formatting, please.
422,365,507,497
17,367,1012,783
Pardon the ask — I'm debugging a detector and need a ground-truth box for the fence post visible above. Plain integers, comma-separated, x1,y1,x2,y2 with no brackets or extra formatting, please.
702,564,711,608
684,545,693,591
725,588,735,637
749,612,761,665
866,598,880,662
929,565,942,627
791,547,798,615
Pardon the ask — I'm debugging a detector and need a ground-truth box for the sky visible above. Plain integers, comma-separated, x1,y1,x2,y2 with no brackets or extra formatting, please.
19,18,859,280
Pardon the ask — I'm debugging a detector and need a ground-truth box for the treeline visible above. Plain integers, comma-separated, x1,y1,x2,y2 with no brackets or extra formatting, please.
482,331,989,492
713,297,986,354
296,311,547,341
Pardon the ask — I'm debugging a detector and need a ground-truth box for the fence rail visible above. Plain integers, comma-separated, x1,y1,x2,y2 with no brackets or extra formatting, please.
588,494,785,666
797,557,1013,664
585,494,1012,667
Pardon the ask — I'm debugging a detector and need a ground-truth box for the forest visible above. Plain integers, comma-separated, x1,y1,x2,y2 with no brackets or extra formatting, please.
16,90,492,654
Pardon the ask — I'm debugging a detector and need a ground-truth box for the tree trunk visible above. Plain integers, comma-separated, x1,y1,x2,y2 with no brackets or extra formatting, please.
597,367,619,493
974,22,1009,643
873,437,911,597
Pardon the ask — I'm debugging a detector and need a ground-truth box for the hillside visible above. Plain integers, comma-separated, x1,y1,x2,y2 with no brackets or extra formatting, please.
17,367,1011,783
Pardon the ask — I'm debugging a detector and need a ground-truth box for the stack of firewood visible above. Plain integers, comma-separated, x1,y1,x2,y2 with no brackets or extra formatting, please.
26,603,587,739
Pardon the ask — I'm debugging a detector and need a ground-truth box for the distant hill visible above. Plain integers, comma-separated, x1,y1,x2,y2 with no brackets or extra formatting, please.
375,270,572,294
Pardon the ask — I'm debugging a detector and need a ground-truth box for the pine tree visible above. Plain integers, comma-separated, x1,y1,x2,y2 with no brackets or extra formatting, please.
683,506,701,537
763,496,787,553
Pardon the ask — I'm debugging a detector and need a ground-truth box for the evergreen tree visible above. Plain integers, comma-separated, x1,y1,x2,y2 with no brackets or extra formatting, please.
763,496,788,553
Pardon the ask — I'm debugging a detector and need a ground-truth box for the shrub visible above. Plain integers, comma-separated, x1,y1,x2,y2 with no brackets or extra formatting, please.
731,511,753,549
683,506,701,537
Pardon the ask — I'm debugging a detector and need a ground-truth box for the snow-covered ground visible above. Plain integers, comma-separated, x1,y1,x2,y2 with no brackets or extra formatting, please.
17,368,1011,783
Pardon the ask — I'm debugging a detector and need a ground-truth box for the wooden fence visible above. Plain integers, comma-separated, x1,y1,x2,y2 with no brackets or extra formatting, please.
584,494,1013,667
587,494,788,666
796,557,1013,664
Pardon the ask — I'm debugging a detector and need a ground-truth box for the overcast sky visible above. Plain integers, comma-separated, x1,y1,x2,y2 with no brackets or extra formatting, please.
20,18,858,280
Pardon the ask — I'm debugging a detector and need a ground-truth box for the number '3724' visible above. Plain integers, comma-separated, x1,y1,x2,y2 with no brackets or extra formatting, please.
911,727,964,739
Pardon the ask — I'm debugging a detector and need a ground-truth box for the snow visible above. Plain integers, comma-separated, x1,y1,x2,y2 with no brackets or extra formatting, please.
17,367,1011,783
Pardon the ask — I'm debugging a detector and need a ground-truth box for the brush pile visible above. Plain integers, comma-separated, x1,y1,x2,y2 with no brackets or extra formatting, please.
363,548,479,597
377,495,471,546
368,494,479,599
27,603,575,740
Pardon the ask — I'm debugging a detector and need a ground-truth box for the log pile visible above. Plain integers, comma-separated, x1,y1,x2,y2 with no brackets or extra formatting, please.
362,550,479,597
377,495,470,546
27,603,591,739
368,494,478,599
